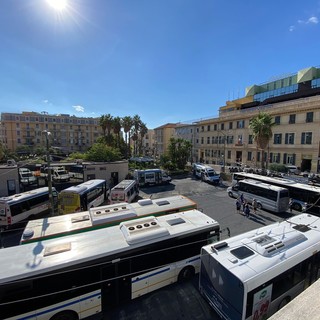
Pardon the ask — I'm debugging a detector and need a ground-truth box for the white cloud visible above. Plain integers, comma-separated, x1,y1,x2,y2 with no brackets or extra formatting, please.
290,15,318,31
42,99,49,103
73,105,85,112
307,16,318,24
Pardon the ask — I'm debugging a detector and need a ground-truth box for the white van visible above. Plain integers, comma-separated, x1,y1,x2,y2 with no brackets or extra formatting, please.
192,163,220,185
286,165,300,174
19,168,37,186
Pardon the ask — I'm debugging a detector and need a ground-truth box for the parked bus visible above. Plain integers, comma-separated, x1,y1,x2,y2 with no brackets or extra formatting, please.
227,179,289,213
232,172,320,214
58,179,108,215
1,210,220,320
199,213,320,320
0,187,58,228
21,195,197,244
134,169,171,187
110,179,139,204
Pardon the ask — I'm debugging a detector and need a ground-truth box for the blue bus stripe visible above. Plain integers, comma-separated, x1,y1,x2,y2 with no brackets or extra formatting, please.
15,292,101,320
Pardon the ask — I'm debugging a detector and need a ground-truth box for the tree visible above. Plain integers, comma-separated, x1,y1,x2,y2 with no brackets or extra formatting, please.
249,112,275,168
84,143,121,162
122,116,133,159
168,138,192,170
113,116,122,149
132,114,141,156
99,114,114,145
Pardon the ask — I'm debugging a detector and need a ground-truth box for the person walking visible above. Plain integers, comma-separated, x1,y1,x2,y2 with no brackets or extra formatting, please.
252,198,257,214
289,198,293,213
236,198,241,213
244,203,250,218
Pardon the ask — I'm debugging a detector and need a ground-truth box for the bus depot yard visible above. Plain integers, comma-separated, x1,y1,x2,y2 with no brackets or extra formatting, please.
0,173,319,320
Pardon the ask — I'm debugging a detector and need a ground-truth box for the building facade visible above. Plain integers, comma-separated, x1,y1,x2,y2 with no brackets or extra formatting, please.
1,112,103,154
197,66,320,173
153,123,177,158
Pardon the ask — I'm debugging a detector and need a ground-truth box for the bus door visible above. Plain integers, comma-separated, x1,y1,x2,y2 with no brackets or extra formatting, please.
155,171,161,184
101,260,131,307
305,253,320,287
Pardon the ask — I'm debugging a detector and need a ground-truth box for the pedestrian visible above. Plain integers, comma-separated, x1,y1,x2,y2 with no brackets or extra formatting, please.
289,198,293,213
244,203,250,218
252,198,257,214
236,198,241,213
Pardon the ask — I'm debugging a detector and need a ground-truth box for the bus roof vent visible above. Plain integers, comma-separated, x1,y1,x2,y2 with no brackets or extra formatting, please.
244,232,307,257
120,216,170,244
44,242,71,257
90,203,137,226
137,199,153,206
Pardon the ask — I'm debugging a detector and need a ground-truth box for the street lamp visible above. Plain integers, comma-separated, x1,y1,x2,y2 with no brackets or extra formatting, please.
43,130,55,216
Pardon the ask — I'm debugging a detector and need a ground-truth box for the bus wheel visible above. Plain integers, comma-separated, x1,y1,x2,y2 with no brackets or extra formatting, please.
50,311,78,320
257,203,262,210
178,266,195,283
278,297,291,310
293,203,302,211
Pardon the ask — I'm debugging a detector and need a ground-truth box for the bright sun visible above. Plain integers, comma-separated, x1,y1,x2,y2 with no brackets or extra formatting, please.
46,0,68,11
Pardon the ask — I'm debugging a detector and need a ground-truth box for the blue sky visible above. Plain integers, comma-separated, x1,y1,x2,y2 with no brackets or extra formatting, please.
1,0,320,129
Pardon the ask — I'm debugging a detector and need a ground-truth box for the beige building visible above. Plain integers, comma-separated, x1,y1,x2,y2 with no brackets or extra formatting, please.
197,66,320,173
1,112,103,154
153,123,177,158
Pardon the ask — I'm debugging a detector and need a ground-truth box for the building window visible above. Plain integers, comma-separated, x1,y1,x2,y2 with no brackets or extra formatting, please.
207,137,210,144
247,151,252,161
274,116,280,124
196,128,199,133
289,114,296,124
229,122,233,129
211,137,214,144
285,133,295,145
220,123,224,130
301,132,312,145
214,124,217,131
306,112,313,123
236,120,245,129
248,135,253,144
207,125,210,131
201,137,204,144
201,126,204,132
273,134,282,144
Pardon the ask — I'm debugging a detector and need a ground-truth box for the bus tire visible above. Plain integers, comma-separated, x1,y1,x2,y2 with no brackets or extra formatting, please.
293,203,302,211
228,191,234,198
178,266,195,283
50,311,79,320
257,203,262,210
277,297,291,310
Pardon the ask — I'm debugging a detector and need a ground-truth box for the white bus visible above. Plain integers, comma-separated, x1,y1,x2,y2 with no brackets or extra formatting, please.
58,179,108,215
0,187,58,228
1,210,220,320
110,179,139,204
232,172,320,214
199,213,320,320
134,169,172,187
21,195,197,244
227,179,289,213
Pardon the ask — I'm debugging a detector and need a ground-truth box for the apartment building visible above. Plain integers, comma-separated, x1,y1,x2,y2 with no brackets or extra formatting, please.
0,112,103,154
197,66,320,173
153,123,177,158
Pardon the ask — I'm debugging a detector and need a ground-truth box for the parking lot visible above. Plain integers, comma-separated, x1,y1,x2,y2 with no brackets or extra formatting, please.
103,175,295,320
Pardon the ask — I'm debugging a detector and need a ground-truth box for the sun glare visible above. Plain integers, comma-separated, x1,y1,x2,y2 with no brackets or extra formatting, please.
46,0,68,11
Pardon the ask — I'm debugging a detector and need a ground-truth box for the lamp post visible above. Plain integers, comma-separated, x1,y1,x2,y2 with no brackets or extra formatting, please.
43,130,55,216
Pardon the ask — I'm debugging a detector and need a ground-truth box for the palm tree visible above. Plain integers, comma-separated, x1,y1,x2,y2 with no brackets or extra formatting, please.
249,112,275,169
122,116,133,158
99,114,114,146
132,114,141,156
112,116,122,149
139,122,148,155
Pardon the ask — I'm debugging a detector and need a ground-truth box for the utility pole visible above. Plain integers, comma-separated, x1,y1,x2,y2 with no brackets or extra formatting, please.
43,130,55,216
